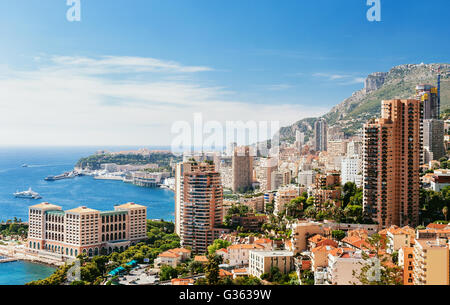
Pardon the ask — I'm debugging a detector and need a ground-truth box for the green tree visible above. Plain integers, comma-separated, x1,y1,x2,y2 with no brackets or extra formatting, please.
159,265,178,281
265,200,274,214
332,230,346,241
304,205,317,219
300,269,315,285
342,182,357,207
207,239,231,255
285,196,306,218
189,261,204,275
261,267,290,284
205,254,223,285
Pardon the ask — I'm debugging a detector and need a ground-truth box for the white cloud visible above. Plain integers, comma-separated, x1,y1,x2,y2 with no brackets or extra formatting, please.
265,84,294,91
313,72,365,85
48,55,214,74
0,55,327,146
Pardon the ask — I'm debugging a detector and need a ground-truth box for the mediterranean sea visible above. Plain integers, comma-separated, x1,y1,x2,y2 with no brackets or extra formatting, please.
0,146,175,285
0,146,175,222
0,260,56,285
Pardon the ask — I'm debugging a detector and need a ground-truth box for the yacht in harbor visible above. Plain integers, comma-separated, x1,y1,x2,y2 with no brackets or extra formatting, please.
14,188,42,199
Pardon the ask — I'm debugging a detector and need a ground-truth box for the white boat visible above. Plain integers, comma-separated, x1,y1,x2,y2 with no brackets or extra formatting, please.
14,187,42,199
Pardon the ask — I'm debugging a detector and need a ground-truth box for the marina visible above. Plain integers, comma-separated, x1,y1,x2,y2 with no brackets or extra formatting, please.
44,170,83,181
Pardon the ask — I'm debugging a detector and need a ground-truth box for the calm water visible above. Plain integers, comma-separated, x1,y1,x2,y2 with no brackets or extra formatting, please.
0,146,174,284
0,261,56,285
0,146,175,222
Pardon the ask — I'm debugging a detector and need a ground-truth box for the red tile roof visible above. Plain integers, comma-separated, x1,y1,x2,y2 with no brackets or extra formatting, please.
194,255,208,263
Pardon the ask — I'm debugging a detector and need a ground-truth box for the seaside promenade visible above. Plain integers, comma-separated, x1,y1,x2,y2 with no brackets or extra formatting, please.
0,257,17,263
0,242,65,267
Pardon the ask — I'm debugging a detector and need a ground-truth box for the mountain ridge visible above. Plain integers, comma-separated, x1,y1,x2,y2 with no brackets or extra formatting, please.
277,63,450,143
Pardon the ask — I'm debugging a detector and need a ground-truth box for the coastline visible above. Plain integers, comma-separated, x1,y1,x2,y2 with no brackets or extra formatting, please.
0,243,65,268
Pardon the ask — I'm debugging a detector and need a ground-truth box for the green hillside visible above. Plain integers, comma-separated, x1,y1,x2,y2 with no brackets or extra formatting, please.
278,63,450,142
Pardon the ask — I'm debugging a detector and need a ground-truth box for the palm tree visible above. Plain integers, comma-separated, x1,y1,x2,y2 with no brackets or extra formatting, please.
443,206,448,222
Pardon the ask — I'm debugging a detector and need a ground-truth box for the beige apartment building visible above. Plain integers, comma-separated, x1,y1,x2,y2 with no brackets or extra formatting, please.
274,185,301,215
249,250,294,279
363,99,422,228
385,225,415,253
27,202,147,258
241,195,265,213
413,238,450,285
311,245,337,271
289,221,325,255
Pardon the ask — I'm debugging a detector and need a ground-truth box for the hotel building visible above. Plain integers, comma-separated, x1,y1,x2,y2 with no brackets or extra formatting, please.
363,99,422,228
27,202,147,258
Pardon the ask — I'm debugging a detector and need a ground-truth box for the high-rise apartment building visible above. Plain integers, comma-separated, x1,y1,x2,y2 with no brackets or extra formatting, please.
27,202,147,258
416,84,445,162
178,161,225,253
363,99,422,228
314,119,328,152
175,161,191,236
232,146,254,193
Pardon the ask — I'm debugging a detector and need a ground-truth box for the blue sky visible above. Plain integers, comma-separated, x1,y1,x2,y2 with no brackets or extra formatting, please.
0,0,449,146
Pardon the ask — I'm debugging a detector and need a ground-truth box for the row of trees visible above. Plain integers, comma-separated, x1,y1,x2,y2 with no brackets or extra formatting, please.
159,260,205,281
0,217,28,238
261,267,298,285
420,187,450,224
